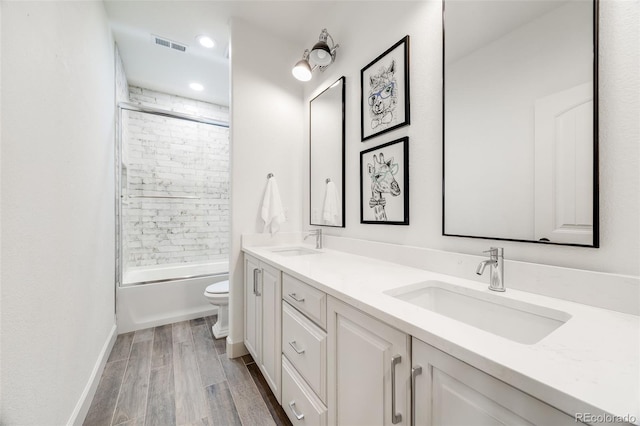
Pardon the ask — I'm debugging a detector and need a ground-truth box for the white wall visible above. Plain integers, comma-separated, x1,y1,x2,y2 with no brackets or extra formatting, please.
1,2,116,424
301,0,639,277
228,19,304,354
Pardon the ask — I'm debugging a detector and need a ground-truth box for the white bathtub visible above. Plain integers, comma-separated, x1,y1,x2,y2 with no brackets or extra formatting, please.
117,261,229,333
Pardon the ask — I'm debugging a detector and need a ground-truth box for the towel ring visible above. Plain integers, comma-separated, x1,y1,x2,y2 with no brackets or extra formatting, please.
267,173,274,179
326,178,331,183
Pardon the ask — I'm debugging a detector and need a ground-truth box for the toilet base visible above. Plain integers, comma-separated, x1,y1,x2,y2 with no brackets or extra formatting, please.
212,322,228,339
211,304,229,339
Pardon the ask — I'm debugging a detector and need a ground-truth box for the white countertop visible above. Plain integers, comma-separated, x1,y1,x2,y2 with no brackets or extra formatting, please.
243,244,640,425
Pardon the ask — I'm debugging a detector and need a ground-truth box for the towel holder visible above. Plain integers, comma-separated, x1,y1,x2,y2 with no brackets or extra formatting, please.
267,173,274,179
326,178,331,183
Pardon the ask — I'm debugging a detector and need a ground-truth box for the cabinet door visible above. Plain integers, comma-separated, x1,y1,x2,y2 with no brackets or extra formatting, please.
259,262,282,403
412,337,578,426
244,254,261,362
327,296,410,426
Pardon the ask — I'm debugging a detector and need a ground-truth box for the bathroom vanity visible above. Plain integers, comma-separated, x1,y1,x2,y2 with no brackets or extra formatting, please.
244,255,282,401
242,241,639,426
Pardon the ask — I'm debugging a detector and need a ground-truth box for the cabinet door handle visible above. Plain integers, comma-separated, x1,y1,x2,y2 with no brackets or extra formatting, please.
252,268,261,296
288,293,305,303
411,365,423,426
288,340,305,354
391,354,402,424
288,401,305,420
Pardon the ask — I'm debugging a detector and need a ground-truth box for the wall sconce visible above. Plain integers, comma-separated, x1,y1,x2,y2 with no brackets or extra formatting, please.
292,28,339,82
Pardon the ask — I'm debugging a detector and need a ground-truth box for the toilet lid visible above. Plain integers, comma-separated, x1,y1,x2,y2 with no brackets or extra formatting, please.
205,280,229,294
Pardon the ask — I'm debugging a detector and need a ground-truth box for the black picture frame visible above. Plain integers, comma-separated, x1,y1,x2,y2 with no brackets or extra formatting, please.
360,137,409,225
361,36,410,142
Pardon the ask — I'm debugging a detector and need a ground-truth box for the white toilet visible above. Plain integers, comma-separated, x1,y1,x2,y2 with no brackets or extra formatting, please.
203,280,229,339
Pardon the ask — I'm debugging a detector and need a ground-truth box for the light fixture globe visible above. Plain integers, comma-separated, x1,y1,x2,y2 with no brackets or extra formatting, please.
291,29,338,81
292,58,312,81
309,41,332,66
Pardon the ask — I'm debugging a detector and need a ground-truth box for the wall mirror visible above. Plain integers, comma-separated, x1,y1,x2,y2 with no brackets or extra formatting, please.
443,0,598,247
310,77,346,227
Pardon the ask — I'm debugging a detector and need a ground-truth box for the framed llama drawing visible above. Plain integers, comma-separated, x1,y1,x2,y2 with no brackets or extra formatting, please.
361,36,410,141
360,137,409,225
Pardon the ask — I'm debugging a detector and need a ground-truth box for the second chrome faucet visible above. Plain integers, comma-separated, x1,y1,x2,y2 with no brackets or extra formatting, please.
476,247,505,292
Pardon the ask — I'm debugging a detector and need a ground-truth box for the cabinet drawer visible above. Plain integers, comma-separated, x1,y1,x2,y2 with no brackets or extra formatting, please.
282,355,327,426
283,302,327,401
283,273,326,328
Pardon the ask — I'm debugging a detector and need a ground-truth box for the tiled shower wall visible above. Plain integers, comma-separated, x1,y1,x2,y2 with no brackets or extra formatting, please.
123,87,229,269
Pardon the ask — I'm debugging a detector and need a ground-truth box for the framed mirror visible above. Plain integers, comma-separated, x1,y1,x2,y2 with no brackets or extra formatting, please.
310,77,346,227
443,0,599,247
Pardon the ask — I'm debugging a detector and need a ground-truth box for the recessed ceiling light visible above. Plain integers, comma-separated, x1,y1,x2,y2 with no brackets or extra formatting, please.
189,82,204,91
197,35,215,49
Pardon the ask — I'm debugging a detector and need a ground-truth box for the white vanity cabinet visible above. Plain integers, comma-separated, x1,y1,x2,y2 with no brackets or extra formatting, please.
243,254,281,402
241,246,637,426
327,296,411,426
412,337,579,425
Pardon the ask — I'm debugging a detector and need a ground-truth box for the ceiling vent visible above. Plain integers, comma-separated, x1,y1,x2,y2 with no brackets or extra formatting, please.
152,35,187,53
170,42,186,52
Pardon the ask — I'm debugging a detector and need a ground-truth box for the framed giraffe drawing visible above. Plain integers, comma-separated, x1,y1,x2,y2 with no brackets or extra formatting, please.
360,137,409,225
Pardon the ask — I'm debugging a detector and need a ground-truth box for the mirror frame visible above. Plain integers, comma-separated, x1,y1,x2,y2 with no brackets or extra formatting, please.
442,0,600,248
309,76,346,228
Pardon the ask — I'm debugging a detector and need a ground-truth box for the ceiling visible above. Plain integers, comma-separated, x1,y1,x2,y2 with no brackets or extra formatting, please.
105,1,565,106
104,1,341,106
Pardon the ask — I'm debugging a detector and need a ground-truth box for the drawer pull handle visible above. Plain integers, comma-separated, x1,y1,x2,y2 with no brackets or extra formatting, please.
289,293,305,303
411,365,423,426
288,340,305,354
391,354,402,424
288,401,305,420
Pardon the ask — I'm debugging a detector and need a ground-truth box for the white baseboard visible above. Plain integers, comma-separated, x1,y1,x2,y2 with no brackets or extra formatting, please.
226,337,249,359
67,323,118,426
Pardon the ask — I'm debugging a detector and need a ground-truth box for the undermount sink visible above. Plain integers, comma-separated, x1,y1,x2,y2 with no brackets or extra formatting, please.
268,247,321,257
385,281,571,345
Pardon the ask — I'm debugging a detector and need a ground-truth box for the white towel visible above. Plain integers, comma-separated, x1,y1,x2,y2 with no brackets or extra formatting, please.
261,176,286,234
322,181,340,226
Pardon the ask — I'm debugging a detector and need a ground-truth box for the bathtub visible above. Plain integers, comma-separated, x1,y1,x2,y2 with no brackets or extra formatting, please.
117,261,229,333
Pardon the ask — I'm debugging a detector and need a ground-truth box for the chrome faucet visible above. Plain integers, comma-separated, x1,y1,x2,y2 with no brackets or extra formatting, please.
476,247,505,292
304,229,323,249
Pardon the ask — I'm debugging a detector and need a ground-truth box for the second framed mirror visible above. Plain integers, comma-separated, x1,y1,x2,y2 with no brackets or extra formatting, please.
310,77,346,227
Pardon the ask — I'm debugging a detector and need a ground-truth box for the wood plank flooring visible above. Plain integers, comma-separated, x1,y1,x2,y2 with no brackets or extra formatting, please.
84,316,291,426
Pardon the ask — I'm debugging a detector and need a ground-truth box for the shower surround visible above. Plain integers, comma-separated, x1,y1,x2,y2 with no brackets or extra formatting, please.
116,87,230,332
122,87,230,272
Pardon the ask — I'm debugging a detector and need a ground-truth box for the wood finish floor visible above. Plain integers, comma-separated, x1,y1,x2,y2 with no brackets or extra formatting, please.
84,316,292,426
